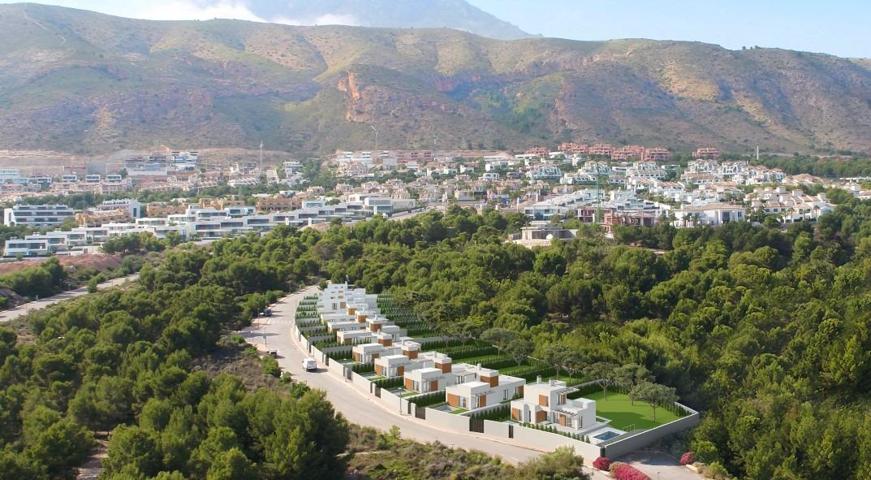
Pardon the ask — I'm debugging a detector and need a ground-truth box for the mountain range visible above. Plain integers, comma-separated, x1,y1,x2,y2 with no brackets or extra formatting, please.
0,3,869,156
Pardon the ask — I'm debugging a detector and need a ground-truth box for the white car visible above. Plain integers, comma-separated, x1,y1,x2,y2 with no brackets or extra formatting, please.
302,357,317,372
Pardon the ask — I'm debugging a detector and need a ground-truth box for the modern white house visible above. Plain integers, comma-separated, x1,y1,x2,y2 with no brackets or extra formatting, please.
672,202,746,227
510,380,597,431
444,365,525,411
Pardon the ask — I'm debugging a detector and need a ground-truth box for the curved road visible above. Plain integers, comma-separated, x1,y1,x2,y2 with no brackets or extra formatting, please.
0,273,139,323
239,286,544,465
1,272,697,478
241,288,702,479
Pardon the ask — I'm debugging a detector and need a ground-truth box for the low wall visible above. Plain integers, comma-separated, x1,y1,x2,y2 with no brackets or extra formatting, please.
602,411,700,459
425,407,470,431
350,371,374,395
483,419,510,437
292,325,303,342
378,388,405,412
309,345,330,366
327,358,347,378
511,424,602,463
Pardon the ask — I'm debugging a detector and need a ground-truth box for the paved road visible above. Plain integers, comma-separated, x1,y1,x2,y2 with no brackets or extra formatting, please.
0,273,139,323
240,288,703,479
240,287,548,466
0,271,699,477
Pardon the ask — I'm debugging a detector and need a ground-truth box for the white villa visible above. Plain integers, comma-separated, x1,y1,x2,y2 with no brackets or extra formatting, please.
444,365,525,410
510,380,597,432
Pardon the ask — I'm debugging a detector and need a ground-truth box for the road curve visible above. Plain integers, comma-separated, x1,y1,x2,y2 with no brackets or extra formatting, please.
240,288,700,479
0,273,139,323
240,287,548,466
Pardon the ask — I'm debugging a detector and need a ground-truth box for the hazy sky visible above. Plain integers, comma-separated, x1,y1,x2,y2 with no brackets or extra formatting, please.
469,0,871,58
3,0,869,58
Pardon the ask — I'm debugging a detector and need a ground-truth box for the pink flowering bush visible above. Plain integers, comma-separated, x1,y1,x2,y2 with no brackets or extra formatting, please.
592,456,612,471
680,451,695,465
610,462,651,480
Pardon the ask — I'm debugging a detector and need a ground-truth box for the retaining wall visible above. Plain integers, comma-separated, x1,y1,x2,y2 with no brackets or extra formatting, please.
425,407,470,431
602,411,700,459
511,424,602,462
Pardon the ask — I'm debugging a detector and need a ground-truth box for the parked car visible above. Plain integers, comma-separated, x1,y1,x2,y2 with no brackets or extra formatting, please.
302,357,317,372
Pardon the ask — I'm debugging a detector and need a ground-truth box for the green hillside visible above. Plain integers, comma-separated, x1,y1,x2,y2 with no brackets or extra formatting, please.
0,3,869,155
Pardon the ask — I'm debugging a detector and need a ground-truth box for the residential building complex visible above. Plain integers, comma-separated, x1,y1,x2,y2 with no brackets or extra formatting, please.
3,204,75,228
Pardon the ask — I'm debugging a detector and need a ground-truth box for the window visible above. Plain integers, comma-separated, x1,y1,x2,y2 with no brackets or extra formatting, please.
503,390,510,401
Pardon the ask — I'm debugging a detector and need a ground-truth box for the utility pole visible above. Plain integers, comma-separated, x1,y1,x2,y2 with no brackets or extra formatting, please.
259,141,264,173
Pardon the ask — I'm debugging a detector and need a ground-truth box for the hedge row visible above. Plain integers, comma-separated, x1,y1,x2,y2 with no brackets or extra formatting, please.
410,391,446,407
374,377,404,389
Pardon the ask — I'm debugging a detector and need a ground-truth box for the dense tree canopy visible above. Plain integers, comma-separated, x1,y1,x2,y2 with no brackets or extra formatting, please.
313,204,871,479
1,200,869,479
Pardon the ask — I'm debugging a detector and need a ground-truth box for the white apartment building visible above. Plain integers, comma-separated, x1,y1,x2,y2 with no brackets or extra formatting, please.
4,198,400,256
4,204,75,228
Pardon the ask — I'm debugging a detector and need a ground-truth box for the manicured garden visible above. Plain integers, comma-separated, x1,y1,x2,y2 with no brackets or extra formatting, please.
585,390,684,431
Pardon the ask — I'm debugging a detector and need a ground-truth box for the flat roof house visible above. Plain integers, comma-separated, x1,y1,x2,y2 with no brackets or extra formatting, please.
510,380,597,431
445,366,525,411
374,354,414,377
351,343,387,364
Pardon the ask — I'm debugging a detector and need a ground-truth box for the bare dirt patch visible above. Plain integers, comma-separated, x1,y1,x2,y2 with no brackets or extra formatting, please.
0,254,123,276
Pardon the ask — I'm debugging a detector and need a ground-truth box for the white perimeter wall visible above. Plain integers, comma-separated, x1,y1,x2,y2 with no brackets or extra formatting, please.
327,357,346,377
602,412,700,459
426,407,470,431
511,424,601,463
350,371,374,394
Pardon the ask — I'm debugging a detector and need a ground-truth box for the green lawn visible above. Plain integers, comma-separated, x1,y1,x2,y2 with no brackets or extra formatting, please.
554,375,586,386
585,390,683,431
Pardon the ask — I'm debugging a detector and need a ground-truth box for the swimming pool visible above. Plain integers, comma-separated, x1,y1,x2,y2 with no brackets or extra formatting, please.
594,430,621,441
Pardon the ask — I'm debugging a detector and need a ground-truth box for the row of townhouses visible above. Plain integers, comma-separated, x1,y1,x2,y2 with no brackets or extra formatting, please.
317,284,606,436
3,197,416,257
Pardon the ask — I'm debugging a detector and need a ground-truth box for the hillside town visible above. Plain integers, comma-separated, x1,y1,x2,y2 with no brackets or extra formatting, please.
2,144,869,257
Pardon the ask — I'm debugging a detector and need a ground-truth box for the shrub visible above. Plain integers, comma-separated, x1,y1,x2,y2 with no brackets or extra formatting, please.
261,355,281,378
610,462,650,480
679,451,695,465
593,456,612,471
